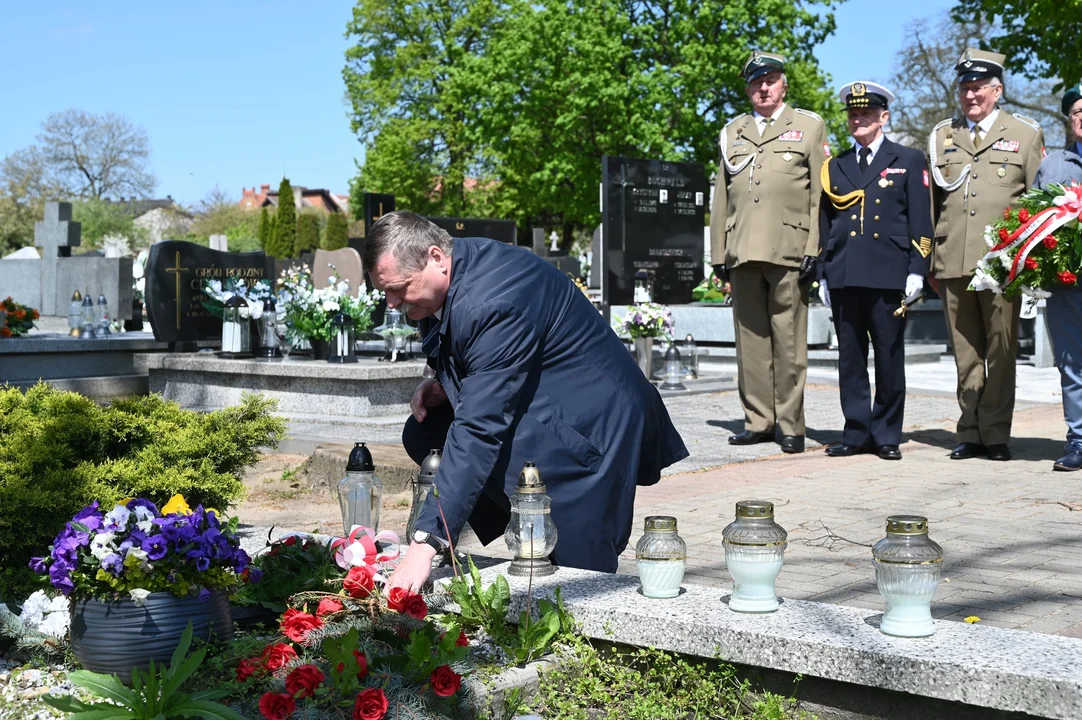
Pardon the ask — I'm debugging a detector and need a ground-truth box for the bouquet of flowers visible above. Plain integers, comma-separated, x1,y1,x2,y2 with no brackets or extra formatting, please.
971,182,1082,299
691,270,731,304
1,296,40,337
30,494,253,602
202,277,275,320
619,302,675,339
277,263,383,343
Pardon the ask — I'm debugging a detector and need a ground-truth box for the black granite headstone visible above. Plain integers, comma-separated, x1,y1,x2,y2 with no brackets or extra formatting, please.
145,240,274,345
427,216,518,245
363,193,395,236
600,156,707,309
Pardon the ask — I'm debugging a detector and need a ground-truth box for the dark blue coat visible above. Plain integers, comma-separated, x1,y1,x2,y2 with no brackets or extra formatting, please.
818,137,933,290
415,237,688,572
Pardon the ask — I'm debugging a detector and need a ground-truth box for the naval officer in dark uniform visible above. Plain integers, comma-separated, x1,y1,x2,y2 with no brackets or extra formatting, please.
818,81,933,460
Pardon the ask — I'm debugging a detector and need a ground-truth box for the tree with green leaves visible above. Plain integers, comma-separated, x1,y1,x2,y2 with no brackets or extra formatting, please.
323,211,350,250
257,206,271,251
295,212,321,256
951,0,1082,92
270,177,296,259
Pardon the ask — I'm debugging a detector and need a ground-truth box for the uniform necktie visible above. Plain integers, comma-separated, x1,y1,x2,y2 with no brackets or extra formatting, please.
973,125,983,147
758,117,774,136
859,146,871,172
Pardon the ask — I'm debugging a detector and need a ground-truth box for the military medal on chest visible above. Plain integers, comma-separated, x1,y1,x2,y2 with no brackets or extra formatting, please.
783,152,793,162
997,166,1007,177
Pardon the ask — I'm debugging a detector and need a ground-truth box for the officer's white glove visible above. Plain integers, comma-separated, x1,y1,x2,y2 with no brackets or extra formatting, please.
905,273,924,299
818,280,830,307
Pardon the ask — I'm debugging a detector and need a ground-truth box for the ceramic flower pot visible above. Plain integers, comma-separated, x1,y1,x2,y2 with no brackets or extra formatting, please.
70,591,231,684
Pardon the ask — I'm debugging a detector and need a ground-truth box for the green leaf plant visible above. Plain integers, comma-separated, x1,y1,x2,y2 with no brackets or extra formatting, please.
42,621,247,720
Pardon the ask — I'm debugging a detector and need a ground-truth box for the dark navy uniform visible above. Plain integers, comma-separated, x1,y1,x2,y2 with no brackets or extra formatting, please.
819,82,933,456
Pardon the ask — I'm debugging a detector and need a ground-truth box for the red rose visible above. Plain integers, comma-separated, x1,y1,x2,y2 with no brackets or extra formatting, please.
998,227,1011,242
387,587,428,619
285,664,325,699
317,597,344,617
344,565,375,598
283,536,298,546
353,649,369,678
1025,257,1039,271
261,643,298,670
429,664,462,697
280,608,323,643
1,327,12,337
1060,271,1078,285
259,692,296,720
1019,208,1030,222
236,657,262,682
1045,235,1058,250
456,631,469,647
353,688,389,720
1003,208,1012,219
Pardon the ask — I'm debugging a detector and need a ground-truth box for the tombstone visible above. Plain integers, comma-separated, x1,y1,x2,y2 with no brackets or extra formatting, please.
363,193,395,236
312,247,365,295
588,226,602,288
532,228,548,256
3,247,40,260
427,216,518,245
209,234,229,252
144,240,273,345
599,156,707,309
34,202,83,316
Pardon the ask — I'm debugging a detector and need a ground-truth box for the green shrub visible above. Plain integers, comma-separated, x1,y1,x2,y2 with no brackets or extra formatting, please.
294,211,321,256
271,177,297,259
0,384,285,601
322,211,350,250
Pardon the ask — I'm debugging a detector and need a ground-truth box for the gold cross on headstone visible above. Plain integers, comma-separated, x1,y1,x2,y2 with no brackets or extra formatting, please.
165,251,189,330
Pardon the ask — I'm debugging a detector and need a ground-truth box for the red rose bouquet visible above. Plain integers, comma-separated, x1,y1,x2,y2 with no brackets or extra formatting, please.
0,296,40,337
972,183,1082,299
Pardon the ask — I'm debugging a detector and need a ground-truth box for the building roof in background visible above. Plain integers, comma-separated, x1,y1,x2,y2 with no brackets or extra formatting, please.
240,184,349,213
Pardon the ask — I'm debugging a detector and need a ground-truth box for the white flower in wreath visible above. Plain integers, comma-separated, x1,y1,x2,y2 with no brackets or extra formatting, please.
969,267,1003,294
322,299,340,313
983,225,997,249
129,588,151,607
245,297,264,320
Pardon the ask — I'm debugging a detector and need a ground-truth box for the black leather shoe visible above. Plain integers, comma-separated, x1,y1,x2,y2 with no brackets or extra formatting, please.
729,430,774,446
825,443,868,457
781,435,805,454
986,444,1011,461
950,442,986,460
878,445,902,460
1054,445,1082,471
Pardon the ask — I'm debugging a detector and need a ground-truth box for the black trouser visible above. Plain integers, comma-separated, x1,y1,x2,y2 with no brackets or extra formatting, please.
830,287,907,448
402,403,512,545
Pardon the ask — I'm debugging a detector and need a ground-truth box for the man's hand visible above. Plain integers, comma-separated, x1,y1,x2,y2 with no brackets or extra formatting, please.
386,542,437,593
905,273,924,299
712,264,729,283
819,280,831,307
798,256,817,286
410,379,448,422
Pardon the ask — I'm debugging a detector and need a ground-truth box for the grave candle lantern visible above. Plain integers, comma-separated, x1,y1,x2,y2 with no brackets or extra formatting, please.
505,461,557,577
79,292,97,339
872,515,943,638
722,500,787,613
659,342,687,391
337,442,383,534
683,334,698,380
95,293,111,337
328,312,357,363
635,516,687,598
257,297,280,358
220,295,251,358
374,307,419,362
67,290,83,337
406,449,446,569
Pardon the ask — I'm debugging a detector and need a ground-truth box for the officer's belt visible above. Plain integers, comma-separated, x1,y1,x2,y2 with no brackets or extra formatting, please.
820,159,865,234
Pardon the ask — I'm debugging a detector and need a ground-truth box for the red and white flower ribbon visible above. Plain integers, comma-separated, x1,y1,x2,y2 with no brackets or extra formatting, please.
979,184,1082,284
329,525,400,570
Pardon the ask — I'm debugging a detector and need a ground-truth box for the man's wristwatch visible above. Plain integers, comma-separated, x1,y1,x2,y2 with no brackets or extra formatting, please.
412,530,444,553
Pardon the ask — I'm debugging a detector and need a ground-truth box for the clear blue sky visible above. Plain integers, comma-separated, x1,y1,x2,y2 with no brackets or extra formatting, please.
0,0,951,208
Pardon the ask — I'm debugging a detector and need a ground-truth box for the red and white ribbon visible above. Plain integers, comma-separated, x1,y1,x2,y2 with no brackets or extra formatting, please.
979,184,1082,284
329,525,401,570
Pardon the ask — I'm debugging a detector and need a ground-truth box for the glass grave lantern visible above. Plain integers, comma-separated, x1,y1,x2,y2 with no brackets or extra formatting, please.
78,292,97,339
635,516,687,598
374,307,419,362
257,297,280,358
722,500,788,612
220,295,252,358
67,290,83,337
337,442,383,534
683,334,699,380
95,293,112,337
659,342,687,391
329,312,358,363
505,461,558,577
872,515,944,638
406,449,446,569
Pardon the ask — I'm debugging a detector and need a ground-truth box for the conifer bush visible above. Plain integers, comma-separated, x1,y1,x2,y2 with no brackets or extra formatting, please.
322,212,350,251
0,384,286,600
272,177,297,259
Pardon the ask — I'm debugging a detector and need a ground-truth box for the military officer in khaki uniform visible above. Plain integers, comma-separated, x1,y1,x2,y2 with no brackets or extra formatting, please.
929,48,1045,462
710,51,828,454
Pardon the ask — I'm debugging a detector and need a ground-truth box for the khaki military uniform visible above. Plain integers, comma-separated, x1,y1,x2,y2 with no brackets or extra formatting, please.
710,104,827,436
929,110,1044,446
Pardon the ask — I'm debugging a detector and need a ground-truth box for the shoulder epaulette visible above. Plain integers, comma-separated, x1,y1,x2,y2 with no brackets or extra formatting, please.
793,108,824,124
724,113,747,129
1012,112,1041,132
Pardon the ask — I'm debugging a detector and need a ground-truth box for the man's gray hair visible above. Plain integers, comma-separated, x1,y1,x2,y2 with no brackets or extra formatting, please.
362,210,453,274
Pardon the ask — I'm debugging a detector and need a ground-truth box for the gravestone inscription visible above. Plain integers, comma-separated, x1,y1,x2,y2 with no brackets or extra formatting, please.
144,240,274,344
600,156,707,308
428,216,518,245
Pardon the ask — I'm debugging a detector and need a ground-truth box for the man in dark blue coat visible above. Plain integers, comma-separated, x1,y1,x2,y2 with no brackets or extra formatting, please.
362,211,688,592
818,81,933,460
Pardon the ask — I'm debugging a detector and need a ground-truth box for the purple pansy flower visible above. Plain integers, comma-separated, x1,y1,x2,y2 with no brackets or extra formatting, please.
101,553,124,576
29,556,47,573
142,534,169,561
198,587,211,602
126,498,158,514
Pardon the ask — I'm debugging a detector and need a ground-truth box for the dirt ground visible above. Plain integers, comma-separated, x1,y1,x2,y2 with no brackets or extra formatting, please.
236,452,415,540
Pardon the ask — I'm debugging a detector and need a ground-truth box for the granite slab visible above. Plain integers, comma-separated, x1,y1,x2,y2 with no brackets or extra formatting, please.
135,353,427,380
435,561,1082,720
